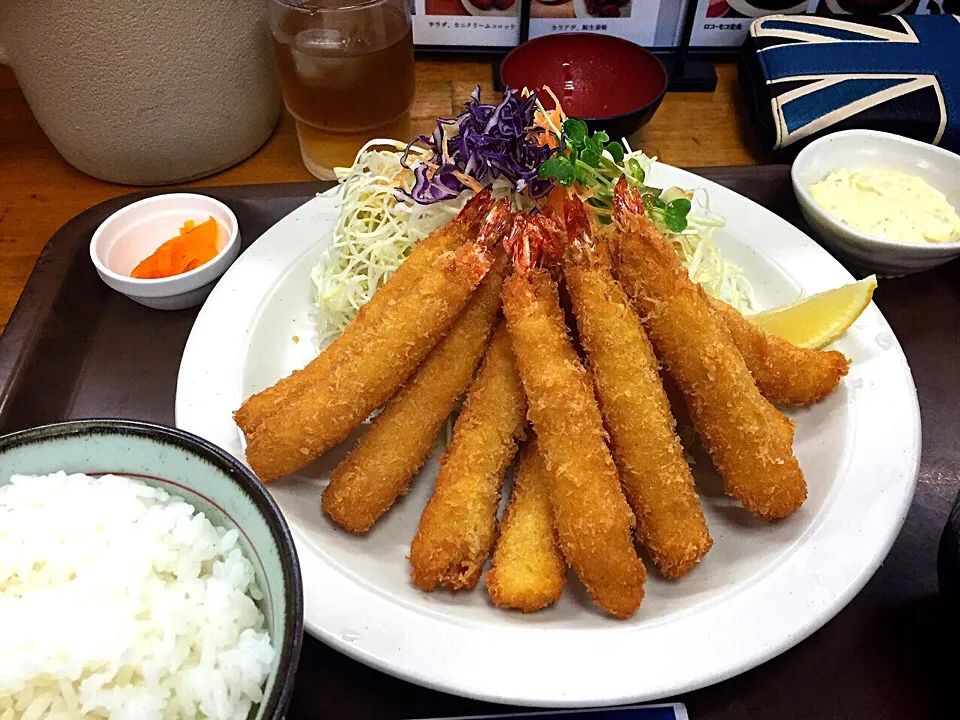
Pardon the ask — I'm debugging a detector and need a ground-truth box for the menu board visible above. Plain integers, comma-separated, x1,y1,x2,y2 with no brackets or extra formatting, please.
689,0,935,47
412,0,943,49
412,0,687,48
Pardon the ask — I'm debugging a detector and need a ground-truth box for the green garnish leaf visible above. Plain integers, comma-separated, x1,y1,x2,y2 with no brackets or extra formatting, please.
663,197,692,233
606,141,624,164
557,166,576,186
664,212,686,233
538,156,562,178
563,118,588,145
625,157,645,184
593,130,610,144
580,146,602,168
583,134,603,153
538,155,575,186
575,163,593,186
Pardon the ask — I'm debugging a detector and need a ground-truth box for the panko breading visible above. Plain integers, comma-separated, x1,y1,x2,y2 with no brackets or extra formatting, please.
613,179,806,520
485,439,566,611
409,324,527,591
564,198,712,578
244,200,514,482
707,295,850,406
234,189,495,435
502,216,645,619
322,252,508,533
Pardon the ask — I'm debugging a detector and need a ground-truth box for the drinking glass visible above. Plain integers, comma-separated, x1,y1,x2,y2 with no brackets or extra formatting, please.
266,0,415,179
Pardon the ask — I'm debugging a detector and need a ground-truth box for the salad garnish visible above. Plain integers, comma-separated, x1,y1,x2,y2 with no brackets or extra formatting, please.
537,116,691,232
401,86,556,204
312,139,467,346
311,85,755,346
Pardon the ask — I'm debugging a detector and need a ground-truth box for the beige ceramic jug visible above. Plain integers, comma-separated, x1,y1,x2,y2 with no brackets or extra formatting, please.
0,0,282,185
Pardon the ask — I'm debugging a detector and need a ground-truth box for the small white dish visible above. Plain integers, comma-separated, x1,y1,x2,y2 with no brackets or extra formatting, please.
792,129,960,277
90,193,240,310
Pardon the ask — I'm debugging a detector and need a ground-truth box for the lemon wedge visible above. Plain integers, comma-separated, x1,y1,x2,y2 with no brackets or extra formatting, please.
748,275,877,349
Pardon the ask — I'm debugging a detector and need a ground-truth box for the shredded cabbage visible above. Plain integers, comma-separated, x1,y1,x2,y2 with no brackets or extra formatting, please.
626,148,755,313
310,140,467,347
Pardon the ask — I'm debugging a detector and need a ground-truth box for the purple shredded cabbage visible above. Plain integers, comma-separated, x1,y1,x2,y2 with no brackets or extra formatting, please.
401,86,556,205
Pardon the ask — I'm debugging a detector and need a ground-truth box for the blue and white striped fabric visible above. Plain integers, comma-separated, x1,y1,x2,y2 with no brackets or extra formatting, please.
748,14,960,151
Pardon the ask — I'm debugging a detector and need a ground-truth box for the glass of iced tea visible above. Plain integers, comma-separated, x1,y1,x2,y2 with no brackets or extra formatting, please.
266,0,415,179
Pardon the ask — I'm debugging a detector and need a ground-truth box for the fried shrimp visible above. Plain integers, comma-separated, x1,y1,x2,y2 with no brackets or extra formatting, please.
408,324,527,591
322,251,508,533
244,199,514,482
501,213,645,619
563,197,712,578
706,295,850,406
234,189,495,436
613,178,806,520
485,438,566,612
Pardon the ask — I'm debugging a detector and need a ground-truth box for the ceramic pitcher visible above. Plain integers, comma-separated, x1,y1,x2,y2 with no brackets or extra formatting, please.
0,0,282,185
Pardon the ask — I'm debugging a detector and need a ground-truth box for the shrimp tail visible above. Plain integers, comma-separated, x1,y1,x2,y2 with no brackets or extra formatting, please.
477,198,515,251
505,213,566,272
613,176,644,217
453,188,494,232
505,214,532,271
563,196,597,264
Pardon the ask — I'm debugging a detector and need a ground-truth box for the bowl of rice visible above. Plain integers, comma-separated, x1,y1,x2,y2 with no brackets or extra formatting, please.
0,419,303,720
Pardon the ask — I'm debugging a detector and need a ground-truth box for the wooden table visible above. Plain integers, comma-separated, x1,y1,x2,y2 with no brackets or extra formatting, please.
0,59,765,336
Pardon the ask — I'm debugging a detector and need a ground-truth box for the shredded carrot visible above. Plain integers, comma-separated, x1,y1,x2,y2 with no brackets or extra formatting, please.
532,85,568,150
452,171,485,193
131,217,222,279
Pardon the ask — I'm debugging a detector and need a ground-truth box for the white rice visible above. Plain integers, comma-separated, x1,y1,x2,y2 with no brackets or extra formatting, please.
0,472,276,720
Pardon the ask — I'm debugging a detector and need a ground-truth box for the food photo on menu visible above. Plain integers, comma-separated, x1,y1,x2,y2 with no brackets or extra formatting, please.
531,0,632,19
426,0,518,17
1,0,960,719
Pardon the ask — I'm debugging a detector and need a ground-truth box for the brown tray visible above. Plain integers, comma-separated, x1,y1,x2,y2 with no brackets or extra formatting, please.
1,169,956,720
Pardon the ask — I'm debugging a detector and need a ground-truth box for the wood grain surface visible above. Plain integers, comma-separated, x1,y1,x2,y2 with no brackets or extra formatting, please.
0,58,766,336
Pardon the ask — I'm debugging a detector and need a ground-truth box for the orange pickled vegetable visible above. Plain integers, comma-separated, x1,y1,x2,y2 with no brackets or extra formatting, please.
131,217,222,279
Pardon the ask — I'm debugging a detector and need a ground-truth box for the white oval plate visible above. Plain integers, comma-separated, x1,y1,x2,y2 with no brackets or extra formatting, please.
175,163,920,707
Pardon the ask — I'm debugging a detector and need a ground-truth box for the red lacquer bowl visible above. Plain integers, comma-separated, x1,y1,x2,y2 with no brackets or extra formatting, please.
500,32,668,141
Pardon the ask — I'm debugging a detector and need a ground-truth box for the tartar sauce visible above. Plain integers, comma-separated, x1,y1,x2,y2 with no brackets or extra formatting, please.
808,167,960,244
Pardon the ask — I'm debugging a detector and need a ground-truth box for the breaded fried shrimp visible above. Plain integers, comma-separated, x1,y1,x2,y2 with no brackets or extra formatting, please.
409,324,527,591
234,189,495,435
563,197,712,578
501,214,645,619
244,200,514,482
322,252,508,533
613,179,806,520
706,295,850,406
485,439,566,611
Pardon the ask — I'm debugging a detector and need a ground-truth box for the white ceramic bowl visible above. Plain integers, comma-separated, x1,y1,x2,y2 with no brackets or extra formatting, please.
90,193,240,310
792,129,960,276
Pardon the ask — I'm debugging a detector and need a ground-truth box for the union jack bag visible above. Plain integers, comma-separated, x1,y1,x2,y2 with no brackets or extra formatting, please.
739,13,960,153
